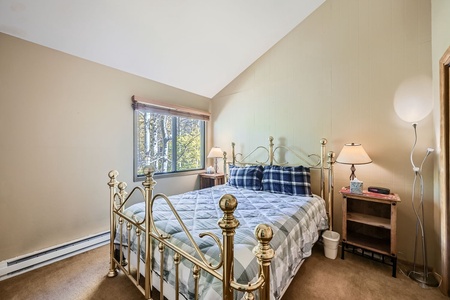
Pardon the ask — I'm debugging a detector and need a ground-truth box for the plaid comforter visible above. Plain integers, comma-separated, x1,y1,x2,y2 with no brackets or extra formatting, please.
116,185,328,300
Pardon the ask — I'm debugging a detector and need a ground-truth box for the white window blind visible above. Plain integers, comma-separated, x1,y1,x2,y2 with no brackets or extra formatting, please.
132,95,210,121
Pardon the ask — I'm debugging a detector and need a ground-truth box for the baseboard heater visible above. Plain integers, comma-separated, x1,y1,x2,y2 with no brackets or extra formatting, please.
0,231,110,281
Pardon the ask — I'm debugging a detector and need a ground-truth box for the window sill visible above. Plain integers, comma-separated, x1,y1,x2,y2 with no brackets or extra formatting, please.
134,169,206,182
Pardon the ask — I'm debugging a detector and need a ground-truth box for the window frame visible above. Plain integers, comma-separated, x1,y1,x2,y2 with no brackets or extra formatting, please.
132,96,210,181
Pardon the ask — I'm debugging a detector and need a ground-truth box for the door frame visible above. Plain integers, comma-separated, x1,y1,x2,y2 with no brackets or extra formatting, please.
440,45,450,296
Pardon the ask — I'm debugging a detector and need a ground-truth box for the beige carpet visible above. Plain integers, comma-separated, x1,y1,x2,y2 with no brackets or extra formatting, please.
0,243,447,300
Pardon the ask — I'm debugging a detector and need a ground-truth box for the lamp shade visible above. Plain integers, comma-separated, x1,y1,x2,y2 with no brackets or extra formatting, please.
336,143,372,165
393,75,433,123
207,147,223,158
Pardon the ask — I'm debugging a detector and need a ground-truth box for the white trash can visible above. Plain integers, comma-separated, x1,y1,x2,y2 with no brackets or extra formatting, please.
322,230,340,259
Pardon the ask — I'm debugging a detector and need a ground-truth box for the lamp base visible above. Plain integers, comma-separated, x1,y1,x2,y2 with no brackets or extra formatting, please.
409,271,440,288
213,158,218,174
349,164,356,181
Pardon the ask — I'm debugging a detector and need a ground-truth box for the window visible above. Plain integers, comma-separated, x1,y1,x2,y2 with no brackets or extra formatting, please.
132,96,210,180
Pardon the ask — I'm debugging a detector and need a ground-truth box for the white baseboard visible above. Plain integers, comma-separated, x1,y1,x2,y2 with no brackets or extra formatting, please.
0,231,110,281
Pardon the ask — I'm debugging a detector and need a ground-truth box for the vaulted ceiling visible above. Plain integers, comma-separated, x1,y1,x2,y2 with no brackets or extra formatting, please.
0,0,325,98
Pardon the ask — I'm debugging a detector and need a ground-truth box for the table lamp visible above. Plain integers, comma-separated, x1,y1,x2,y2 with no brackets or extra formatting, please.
336,143,372,180
207,147,223,174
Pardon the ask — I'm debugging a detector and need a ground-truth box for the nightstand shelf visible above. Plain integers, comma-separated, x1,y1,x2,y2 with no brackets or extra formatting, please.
340,187,401,277
347,212,391,229
345,231,391,255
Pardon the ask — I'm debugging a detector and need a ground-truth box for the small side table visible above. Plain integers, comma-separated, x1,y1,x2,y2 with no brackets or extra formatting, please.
340,187,401,277
199,173,225,189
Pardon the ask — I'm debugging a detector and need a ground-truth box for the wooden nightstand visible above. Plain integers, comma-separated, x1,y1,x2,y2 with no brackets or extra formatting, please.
340,187,401,277
199,173,225,189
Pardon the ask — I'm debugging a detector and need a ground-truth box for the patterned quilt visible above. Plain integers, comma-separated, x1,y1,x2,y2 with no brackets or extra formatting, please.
116,185,328,300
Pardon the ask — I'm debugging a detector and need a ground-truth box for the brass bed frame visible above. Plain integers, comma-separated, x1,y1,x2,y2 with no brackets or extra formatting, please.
107,137,335,300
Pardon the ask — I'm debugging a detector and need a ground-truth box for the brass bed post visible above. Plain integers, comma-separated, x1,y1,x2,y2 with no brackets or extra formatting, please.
118,182,128,269
107,170,119,278
327,151,335,231
223,151,228,181
253,224,275,300
319,138,327,200
142,167,156,299
217,194,240,300
268,136,274,165
232,142,236,166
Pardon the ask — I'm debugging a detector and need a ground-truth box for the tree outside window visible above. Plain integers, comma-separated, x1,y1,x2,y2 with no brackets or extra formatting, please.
132,96,208,180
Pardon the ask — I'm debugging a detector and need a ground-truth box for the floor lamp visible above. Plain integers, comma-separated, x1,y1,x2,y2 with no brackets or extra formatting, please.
409,123,439,287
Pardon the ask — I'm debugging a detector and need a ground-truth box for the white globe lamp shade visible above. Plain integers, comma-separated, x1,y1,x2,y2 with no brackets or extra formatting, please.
393,75,433,123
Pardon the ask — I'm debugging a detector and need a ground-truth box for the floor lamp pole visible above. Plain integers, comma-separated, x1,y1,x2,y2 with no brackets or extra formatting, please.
409,123,439,287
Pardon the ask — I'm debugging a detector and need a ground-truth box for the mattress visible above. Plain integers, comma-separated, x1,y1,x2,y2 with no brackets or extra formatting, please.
115,184,329,299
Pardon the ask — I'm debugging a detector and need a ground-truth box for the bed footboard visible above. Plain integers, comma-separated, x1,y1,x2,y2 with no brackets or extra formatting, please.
107,168,274,300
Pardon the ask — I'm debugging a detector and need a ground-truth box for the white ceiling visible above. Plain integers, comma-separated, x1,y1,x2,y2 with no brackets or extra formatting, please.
0,0,325,98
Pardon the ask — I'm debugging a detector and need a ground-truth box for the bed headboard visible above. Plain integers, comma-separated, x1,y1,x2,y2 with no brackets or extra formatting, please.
223,136,335,230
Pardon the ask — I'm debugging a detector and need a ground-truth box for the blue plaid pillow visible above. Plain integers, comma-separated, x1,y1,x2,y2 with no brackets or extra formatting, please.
228,165,263,191
262,165,312,196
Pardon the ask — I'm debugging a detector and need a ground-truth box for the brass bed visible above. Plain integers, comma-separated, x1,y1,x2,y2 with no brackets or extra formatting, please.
107,137,334,300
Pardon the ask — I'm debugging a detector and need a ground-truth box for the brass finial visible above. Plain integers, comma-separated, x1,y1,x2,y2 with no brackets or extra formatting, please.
143,166,154,176
254,224,273,242
142,166,156,189
253,224,275,264
219,194,238,213
118,182,127,191
108,170,119,188
108,170,119,179
218,194,239,229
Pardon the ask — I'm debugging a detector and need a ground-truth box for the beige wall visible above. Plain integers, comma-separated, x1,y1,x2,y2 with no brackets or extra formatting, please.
212,0,435,267
0,33,210,261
